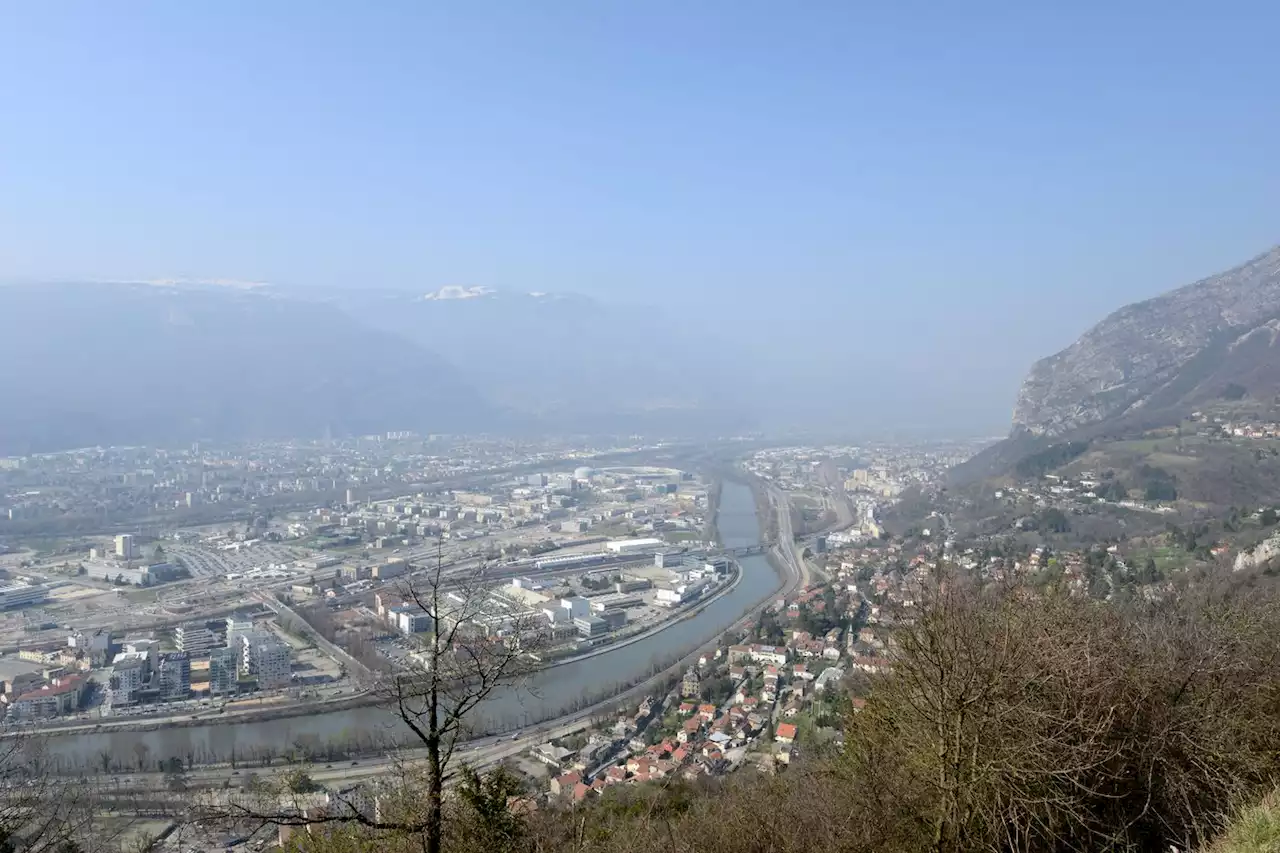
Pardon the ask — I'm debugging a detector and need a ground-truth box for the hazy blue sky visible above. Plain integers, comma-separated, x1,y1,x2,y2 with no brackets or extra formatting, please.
2,2,1279,430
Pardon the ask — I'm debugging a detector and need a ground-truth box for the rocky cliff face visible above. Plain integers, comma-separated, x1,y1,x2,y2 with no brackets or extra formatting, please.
1013,245,1280,436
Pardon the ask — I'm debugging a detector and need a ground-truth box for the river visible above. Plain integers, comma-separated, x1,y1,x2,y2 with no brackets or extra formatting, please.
43,479,782,767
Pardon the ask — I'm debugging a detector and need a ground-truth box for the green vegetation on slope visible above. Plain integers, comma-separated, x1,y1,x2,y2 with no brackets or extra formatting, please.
1013,441,1090,478
1207,788,1280,853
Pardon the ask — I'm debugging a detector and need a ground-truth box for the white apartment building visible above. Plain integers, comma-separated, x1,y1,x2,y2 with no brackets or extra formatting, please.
241,633,291,689
114,534,136,559
175,623,218,656
225,611,255,647
108,658,146,707
0,583,47,610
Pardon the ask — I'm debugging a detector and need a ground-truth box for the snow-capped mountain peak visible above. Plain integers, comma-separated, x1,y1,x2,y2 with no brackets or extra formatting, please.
421,285,496,301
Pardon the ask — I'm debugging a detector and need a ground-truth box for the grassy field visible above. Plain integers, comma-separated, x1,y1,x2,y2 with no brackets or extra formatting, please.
1207,788,1280,853
122,587,161,604
1127,545,1191,573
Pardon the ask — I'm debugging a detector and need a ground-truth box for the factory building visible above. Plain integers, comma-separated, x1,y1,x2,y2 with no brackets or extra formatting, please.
598,609,627,631
373,559,408,580
94,562,176,586
655,580,709,608
532,552,610,570
605,537,664,555
573,616,608,638
560,596,590,621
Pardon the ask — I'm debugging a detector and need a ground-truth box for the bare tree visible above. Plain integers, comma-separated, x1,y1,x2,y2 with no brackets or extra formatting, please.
206,540,543,853
368,541,541,853
0,732,141,853
842,566,1280,853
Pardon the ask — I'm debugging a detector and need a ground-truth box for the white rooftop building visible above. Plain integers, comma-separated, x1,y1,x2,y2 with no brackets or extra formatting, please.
604,537,664,555
0,583,47,610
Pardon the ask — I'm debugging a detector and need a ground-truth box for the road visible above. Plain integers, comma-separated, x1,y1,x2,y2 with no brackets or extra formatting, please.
103,672,672,794
766,484,810,590
253,591,373,680
98,562,782,793
816,460,857,531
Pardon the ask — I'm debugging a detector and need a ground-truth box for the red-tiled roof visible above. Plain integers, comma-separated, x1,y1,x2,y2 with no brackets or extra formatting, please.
13,676,85,703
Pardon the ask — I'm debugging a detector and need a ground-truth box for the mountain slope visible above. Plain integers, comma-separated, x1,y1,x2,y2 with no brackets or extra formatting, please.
328,287,755,433
1013,245,1280,437
0,283,494,453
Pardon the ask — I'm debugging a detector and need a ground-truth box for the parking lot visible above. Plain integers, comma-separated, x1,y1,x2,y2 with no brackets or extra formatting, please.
168,541,313,579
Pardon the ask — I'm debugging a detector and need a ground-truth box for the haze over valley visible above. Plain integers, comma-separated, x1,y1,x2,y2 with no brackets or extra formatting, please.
4,4,1280,853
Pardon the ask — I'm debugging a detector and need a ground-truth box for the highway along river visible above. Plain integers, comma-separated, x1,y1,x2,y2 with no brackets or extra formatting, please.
44,480,784,767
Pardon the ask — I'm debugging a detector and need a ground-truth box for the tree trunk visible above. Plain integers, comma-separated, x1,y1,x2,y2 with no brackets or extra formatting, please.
427,665,442,853
427,736,443,853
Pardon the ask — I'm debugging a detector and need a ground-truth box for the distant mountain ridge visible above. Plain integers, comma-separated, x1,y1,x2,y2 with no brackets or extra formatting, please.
1013,244,1280,436
0,282,495,454
0,280,752,454
321,285,753,432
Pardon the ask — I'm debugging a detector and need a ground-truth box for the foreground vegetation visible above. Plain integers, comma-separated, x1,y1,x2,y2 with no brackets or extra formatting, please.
260,568,1280,853
1209,788,1280,853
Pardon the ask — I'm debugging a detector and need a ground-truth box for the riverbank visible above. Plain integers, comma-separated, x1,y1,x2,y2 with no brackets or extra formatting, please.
705,476,723,545
29,565,747,739
27,692,380,738
33,479,791,765
540,561,742,670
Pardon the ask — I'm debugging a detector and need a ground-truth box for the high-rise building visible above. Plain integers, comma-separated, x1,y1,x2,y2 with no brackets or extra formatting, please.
122,637,159,669
157,653,191,700
67,628,113,666
208,646,239,696
241,634,292,689
114,534,136,559
225,611,255,647
175,623,218,656
107,658,146,708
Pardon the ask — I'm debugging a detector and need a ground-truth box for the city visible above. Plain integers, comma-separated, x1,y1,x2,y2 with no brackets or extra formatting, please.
4,425,1276,850
4,3,1280,852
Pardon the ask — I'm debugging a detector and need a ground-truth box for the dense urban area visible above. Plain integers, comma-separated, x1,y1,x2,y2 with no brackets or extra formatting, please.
0,433,995,848
3,408,1280,853
7,6,1280,851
